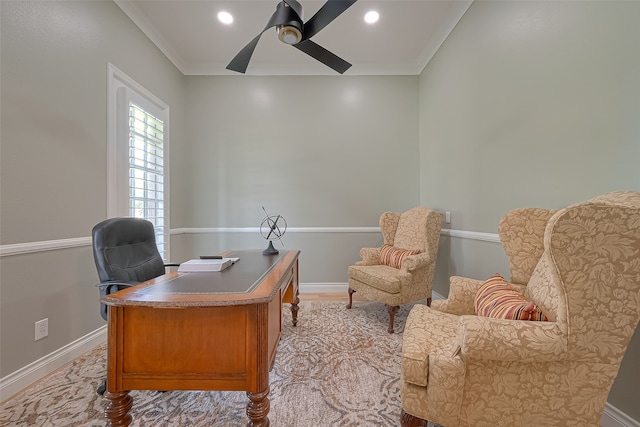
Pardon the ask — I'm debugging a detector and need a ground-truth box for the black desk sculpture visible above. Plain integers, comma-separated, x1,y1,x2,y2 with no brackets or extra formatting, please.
261,206,287,255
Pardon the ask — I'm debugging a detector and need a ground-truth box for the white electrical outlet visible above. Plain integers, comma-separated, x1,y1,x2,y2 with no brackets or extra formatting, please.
35,318,48,341
445,211,451,224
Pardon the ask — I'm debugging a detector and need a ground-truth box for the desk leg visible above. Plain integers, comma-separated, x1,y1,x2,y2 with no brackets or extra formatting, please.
104,390,133,427
246,387,270,426
290,288,300,327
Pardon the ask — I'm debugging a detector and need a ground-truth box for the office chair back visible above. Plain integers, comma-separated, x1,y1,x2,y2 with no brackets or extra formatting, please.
92,217,166,320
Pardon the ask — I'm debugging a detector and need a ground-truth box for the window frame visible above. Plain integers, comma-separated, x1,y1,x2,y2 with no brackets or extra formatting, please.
107,63,171,260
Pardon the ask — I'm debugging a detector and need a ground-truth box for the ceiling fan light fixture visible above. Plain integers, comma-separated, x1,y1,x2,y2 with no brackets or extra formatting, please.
277,25,302,45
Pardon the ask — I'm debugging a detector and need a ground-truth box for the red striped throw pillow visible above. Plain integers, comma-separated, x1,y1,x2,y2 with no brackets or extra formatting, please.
379,244,420,269
474,274,548,321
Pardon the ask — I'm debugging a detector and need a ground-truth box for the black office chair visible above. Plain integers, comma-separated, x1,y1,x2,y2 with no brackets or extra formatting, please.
91,217,179,395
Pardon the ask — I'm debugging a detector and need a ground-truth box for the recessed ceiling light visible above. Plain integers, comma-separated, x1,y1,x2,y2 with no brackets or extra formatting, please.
218,11,233,25
364,11,379,24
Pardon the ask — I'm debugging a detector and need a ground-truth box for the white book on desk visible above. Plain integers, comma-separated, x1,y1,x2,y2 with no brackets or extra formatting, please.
178,258,234,272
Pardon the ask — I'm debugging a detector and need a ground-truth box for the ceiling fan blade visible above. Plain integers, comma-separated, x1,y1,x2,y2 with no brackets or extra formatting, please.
294,39,352,74
226,34,263,73
227,1,303,73
302,0,357,40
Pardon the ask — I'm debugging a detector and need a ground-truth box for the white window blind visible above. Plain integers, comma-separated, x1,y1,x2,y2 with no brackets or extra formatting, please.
128,103,166,258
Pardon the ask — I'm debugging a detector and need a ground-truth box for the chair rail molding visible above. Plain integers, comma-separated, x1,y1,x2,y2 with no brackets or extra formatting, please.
169,227,381,234
602,404,640,427
0,227,501,257
440,228,501,243
0,237,92,257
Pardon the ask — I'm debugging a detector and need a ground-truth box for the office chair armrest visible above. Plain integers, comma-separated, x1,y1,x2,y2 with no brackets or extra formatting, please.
96,280,137,290
96,281,138,298
96,281,139,322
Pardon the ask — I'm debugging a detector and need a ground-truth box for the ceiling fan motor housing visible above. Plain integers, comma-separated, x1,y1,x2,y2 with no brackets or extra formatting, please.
276,2,303,45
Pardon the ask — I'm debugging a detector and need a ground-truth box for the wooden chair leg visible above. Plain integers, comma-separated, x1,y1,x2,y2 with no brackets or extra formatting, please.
400,409,429,427
346,287,355,309
386,304,399,333
427,297,432,307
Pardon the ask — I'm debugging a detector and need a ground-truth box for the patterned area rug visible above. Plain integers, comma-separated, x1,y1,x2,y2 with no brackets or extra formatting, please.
1,301,433,426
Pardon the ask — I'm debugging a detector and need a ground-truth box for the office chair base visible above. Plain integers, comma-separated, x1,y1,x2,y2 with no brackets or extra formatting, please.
97,379,106,396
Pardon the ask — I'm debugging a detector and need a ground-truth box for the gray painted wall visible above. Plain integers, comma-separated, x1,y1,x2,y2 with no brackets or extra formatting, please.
420,1,640,420
1,0,185,376
1,0,638,422
171,75,420,282
181,75,420,228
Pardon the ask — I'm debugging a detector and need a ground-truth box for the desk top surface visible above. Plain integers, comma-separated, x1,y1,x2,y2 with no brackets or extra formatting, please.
101,249,299,308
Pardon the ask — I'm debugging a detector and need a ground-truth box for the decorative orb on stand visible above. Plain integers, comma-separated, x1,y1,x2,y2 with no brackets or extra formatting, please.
260,208,287,255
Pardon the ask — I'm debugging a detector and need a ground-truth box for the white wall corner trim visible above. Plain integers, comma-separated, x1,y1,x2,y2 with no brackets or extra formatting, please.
0,326,106,403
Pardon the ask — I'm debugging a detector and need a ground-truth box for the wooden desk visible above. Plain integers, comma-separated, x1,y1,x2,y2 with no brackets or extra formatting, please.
101,249,300,427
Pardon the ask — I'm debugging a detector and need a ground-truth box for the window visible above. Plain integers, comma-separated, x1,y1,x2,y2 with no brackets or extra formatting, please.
108,64,170,260
128,103,167,256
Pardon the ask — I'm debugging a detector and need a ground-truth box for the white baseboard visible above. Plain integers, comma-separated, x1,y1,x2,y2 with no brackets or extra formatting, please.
300,282,350,294
300,284,444,302
0,326,107,403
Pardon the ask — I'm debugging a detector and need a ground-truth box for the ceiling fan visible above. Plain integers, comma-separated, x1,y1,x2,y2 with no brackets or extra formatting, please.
226,0,357,74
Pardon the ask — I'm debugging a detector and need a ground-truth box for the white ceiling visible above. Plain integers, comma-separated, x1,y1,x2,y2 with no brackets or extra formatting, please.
115,0,473,76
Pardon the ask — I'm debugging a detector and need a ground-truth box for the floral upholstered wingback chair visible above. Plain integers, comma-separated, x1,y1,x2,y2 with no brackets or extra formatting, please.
347,207,443,333
439,207,557,316
400,191,640,427
498,207,557,288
